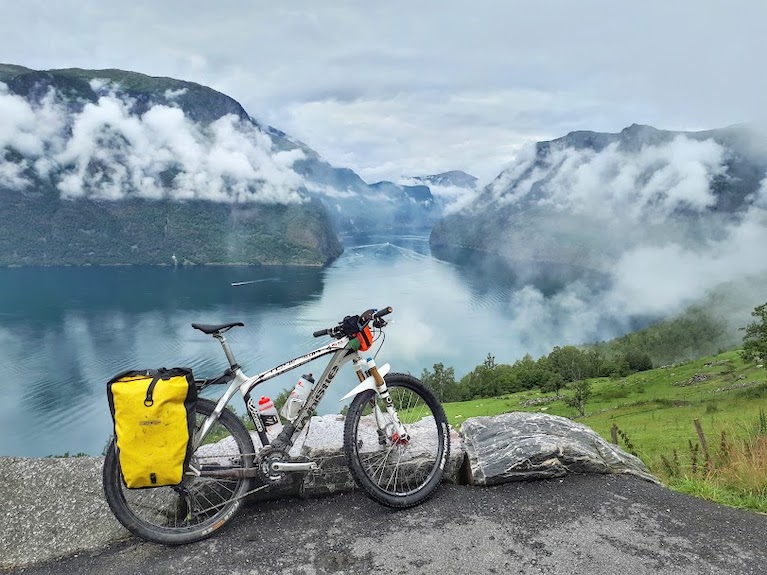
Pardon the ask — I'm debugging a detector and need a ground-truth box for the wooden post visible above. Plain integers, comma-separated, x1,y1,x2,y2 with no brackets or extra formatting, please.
610,423,618,445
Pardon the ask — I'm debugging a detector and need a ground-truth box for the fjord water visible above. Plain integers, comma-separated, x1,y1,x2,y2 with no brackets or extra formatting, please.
0,233,610,457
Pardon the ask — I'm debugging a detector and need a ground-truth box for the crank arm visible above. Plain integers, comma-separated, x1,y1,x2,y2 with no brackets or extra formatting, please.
271,461,319,473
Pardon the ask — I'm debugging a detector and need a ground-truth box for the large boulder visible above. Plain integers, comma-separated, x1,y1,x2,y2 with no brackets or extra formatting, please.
461,412,656,485
279,414,464,498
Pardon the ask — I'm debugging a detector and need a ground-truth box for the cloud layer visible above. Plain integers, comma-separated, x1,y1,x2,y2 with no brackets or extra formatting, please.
0,82,305,203
488,135,728,220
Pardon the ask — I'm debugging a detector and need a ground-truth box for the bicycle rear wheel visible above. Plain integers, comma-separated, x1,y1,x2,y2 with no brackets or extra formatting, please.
343,373,449,508
103,398,255,544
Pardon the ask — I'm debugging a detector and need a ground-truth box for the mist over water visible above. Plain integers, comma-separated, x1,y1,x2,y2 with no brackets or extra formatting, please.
0,232,760,457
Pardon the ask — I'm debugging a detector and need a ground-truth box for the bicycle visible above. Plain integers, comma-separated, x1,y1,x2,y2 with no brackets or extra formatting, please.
102,306,450,544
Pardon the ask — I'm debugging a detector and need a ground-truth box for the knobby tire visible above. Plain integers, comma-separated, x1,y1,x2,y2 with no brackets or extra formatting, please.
343,373,449,508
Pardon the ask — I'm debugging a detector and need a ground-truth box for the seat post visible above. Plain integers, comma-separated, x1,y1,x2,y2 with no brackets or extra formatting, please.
213,333,239,369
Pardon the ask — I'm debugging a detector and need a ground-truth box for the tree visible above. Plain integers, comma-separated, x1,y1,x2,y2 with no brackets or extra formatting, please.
494,364,523,394
512,354,553,391
460,353,502,398
548,346,589,383
740,302,767,363
420,362,456,402
564,380,592,417
541,371,565,395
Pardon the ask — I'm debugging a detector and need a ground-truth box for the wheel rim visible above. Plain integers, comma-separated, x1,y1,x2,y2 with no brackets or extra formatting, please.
353,385,444,497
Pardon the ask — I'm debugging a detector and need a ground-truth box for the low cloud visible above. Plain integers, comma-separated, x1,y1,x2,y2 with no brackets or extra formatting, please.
478,134,767,345
489,135,728,221
164,87,188,100
607,185,767,318
400,177,477,215
0,82,306,204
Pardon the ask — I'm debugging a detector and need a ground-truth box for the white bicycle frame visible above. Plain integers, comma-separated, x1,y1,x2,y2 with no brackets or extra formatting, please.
194,330,404,456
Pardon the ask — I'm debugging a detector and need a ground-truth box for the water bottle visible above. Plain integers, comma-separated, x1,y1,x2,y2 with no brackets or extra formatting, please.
280,373,314,421
257,396,283,438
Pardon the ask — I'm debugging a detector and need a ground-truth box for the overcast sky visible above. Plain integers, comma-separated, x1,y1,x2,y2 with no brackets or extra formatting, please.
3,0,766,184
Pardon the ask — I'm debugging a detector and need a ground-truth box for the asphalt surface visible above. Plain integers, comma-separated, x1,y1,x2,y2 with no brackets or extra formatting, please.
8,474,767,575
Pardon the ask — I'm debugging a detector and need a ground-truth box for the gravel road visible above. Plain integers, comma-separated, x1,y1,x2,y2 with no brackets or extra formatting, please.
7,474,767,575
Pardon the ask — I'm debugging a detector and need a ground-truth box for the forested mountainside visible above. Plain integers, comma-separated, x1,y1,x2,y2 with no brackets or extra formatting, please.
0,194,339,266
431,124,767,271
0,64,437,266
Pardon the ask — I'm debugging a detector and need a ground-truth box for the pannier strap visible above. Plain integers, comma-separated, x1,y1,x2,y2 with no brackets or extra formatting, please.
144,373,162,407
191,322,245,335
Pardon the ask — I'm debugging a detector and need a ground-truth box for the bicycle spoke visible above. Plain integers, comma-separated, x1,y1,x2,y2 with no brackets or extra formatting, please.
105,398,256,543
346,377,447,502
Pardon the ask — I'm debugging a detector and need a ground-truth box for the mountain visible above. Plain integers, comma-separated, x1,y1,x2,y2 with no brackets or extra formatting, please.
403,170,479,216
0,64,436,266
431,124,767,271
410,170,478,189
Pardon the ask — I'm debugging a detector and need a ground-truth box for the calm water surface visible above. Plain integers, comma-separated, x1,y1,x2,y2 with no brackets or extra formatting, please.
0,233,614,456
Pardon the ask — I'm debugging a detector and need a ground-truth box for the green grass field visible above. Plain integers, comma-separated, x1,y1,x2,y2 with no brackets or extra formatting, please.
442,350,767,513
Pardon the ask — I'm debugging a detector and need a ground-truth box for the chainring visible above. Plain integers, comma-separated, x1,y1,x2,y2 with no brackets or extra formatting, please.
256,445,290,484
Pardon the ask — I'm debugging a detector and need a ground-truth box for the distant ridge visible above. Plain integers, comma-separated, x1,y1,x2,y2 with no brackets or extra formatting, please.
411,170,478,189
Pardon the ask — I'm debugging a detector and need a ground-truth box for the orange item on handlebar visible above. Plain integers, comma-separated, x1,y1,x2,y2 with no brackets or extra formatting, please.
355,325,374,351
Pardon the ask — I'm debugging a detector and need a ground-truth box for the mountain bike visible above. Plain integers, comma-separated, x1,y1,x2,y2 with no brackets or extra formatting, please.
102,306,450,544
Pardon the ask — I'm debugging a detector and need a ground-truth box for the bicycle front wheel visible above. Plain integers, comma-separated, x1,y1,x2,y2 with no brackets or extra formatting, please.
103,398,255,544
343,373,449,508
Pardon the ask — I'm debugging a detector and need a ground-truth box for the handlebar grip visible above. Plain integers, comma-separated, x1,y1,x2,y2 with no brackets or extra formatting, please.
374,306,393,318
313,328,330,338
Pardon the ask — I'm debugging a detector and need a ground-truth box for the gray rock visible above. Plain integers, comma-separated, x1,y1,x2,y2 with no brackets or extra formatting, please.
286,413,463,497
461,412,657,486
295,414,356,497
196,413,463,499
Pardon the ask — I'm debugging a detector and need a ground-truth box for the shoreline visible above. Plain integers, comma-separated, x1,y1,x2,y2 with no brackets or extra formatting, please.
0,260,332,269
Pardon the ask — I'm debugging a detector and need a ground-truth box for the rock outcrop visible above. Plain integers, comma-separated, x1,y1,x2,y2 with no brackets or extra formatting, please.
287,414,465,497
461,412,656,485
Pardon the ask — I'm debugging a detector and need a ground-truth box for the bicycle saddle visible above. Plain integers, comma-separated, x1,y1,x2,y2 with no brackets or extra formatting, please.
191,322,245,334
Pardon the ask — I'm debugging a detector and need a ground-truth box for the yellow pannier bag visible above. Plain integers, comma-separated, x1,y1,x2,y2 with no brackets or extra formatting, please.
107,367,196,488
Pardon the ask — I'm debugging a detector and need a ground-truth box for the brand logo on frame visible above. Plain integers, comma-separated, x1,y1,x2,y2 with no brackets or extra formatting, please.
295,366,340,428
246,398,266,432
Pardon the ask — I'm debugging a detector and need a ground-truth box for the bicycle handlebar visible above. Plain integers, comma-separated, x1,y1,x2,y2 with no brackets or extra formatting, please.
312,306,393,338
374,306,393,319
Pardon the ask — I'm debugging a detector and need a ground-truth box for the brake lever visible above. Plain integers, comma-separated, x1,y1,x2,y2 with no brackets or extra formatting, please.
360,309,376,324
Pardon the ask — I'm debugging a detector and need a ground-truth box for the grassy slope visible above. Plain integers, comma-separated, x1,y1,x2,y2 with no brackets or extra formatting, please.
443,349,767,511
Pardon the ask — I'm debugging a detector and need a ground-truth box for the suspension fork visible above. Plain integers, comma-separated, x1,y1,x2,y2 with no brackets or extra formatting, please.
353,355,409,442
